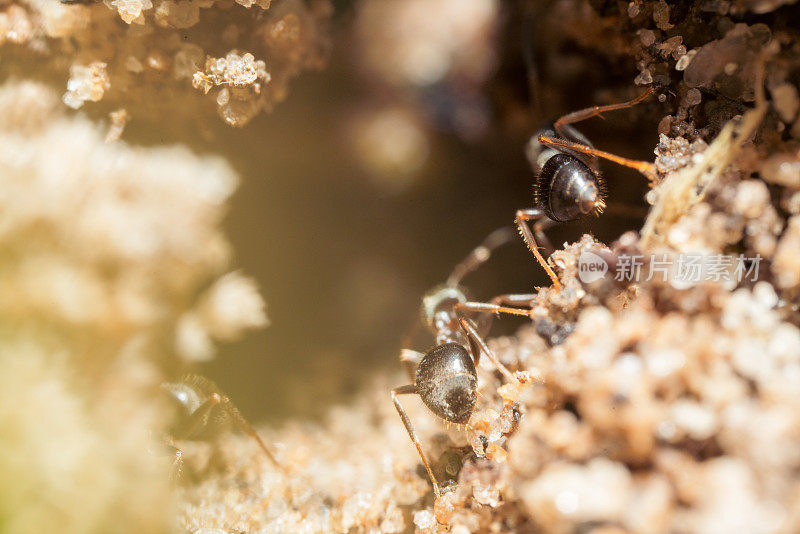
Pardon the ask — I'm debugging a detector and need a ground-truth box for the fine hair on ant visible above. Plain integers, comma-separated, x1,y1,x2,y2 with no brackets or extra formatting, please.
161,373,283,479
391,228,523,499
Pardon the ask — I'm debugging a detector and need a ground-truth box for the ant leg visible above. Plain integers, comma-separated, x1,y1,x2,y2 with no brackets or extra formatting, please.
399,316,423,381
391,385,441,498
454,293,536,341
163,440,184,482
538,135,657,181
491,293,538,306
446,226,516,287
554,88,653,136
485,292,538,314
223,397,284,472
455,292,537,331
458,317,518,384
456,301,530,318
533,217,556,256
400,349,424,382
516,209,562,290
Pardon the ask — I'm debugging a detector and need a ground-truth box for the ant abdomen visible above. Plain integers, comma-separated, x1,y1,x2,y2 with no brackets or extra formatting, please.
535,152,606,222
416,343,477,424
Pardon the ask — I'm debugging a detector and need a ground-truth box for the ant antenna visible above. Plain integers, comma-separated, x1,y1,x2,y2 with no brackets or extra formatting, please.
553,88,654,134
521,1,543,121
446,226,516,288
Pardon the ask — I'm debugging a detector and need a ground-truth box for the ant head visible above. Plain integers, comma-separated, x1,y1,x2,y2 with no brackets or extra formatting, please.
421,285,467,333
415,343,477,424
534,152,607,223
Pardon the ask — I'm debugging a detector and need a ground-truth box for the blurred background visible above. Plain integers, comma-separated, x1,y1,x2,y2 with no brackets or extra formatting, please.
127,0,657,423
6,1,800,532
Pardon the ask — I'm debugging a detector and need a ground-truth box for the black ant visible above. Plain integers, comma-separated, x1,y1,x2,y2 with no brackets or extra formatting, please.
509,0,658,294
449,89,658,327
161,374,283,479
518,89,658,291
391,228,525,499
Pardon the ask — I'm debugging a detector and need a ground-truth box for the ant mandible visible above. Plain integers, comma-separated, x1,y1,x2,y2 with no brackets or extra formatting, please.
391,228,525,499
161,374,283,479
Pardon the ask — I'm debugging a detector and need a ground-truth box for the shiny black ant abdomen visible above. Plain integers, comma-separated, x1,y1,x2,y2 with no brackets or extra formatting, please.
415,342,477,424
536,152,605,222
527,120,608,223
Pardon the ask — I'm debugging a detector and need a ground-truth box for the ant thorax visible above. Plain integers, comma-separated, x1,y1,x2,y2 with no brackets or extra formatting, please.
525,123,596,174
421,285,469,344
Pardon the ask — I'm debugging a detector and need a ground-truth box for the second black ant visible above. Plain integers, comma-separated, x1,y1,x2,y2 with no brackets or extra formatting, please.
391,228,528,500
